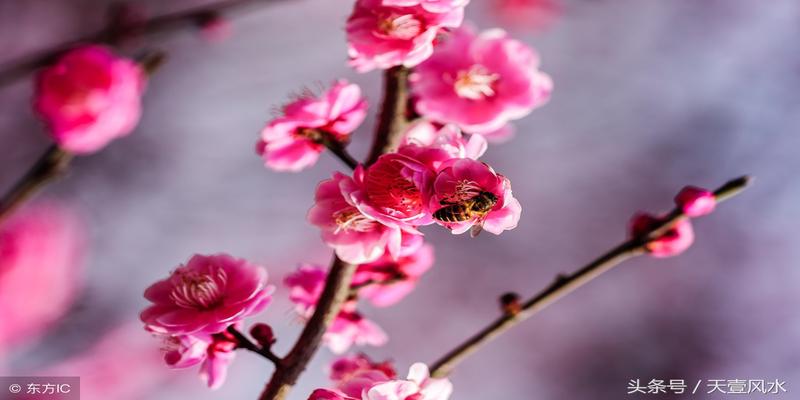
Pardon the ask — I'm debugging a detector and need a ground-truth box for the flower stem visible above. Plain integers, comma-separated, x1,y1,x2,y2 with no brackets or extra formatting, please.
428,175,753,378
0,145,72,223
227,326,283,366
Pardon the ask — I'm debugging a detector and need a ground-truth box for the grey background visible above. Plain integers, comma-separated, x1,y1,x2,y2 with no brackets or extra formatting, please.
1,0,799,399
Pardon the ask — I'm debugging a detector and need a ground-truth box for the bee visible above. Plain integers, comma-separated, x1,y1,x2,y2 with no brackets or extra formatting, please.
433,191,498,237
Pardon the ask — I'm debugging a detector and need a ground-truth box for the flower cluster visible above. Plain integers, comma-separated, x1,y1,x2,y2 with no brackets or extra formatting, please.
34,45,146,154
310,358,452,400
140,253,275,389
310,122,520,265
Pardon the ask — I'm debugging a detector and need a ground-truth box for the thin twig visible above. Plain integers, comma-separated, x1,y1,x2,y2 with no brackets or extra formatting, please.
0,0,279,87
0,145,72,223
364,66,411,166
312,130,359,170
428,176,753,378
227,326,283,366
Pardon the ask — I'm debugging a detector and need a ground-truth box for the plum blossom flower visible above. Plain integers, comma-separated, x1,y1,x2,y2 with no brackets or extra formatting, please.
34,45,146,154
309,172,412,264
411,26,552,134
0,202,85,348
354,155,435,227
399,121,487,171
285,265,388,354
629,213,695,258
140,253,274,335
346,0,465,72
330,354,396,398
257,81,367,172
365,363,452,400
160,328,238,390
354,243,434,307
675,186,716,217
427,158,521,235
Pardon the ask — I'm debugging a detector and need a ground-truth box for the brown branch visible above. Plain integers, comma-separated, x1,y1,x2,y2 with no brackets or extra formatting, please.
0,0,280,87
258,256,356,400
364,66,411,166
428,175,753,378
0,145,72,223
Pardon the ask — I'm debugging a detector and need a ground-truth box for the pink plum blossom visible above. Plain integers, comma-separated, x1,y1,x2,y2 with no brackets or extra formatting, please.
491,0,562,33
330,354,397,398
365,363,452,400
427,158,521,235
399,121,487,171
346,0,465,72
284,263,328,317
355,155,435,227
257,80,367,172
411,26,552,134
34,45,145,154
308,172,410,264
160,329,238,390
0,202,85,349
324,303,389,354
353,243,434,307
629,213,695,258
140,253,275,335
675,186,716,217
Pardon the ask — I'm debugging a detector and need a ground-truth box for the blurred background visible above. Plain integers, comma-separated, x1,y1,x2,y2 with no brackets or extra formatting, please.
1,0,799,399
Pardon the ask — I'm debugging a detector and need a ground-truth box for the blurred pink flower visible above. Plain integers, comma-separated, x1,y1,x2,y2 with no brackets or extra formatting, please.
198,14,233,43
34,45,145,154
346,0,465,72
399,121,487,171
382,0,469,13
257,80,367,172
675,186,716,217
161,328,238,390
490,0,561,33
354,243,434,307
411,26,552,134
0,202,85,349
365,363,452,400
330,354,396,398
140,253,274,335
324,302,389,354
629,213,695,258
308,172,406,264
42,325,170,400
428,159,521,235
285,264,328,317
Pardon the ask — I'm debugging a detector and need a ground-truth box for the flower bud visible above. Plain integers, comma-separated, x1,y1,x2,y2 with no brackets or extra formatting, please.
250,323,276,347
675,186,716,217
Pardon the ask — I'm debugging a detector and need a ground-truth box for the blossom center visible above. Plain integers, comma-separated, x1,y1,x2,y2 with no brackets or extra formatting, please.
375,14,422,40
333,208,378,233
453,65,499,100
170,268,227,310
442,179,484,203
365,159,424,217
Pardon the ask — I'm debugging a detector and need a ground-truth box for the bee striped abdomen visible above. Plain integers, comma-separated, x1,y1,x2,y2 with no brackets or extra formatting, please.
433,204,472,223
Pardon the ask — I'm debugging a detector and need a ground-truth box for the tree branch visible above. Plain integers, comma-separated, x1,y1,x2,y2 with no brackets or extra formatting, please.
0,0,281,87
258,256,356,400
227,326,283,366
364,66,411,166
0,145,72,223
428,175,753,378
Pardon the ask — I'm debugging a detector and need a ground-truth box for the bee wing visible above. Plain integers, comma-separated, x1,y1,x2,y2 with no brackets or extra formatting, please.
470,223,484,238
